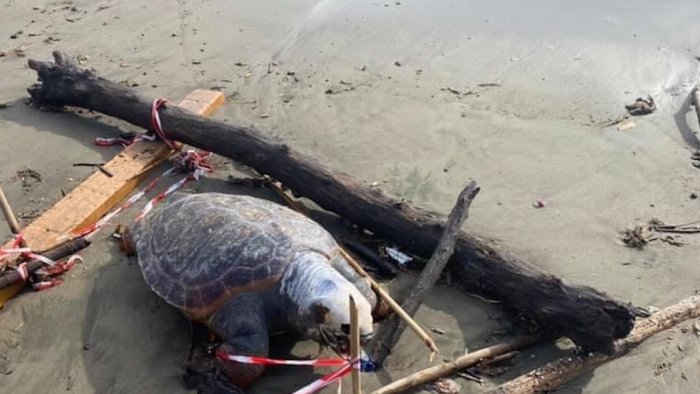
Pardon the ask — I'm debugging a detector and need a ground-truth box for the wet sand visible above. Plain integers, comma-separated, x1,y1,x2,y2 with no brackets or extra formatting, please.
2,1,700,393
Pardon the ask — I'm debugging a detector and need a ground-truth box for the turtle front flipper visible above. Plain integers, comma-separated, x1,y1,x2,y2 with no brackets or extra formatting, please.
199,293,270,392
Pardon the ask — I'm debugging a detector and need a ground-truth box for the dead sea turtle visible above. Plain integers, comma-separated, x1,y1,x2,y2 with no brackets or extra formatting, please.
126,192,384,393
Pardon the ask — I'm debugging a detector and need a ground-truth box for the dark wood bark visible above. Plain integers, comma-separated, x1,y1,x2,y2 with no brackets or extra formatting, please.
342,240,400,278
371,181,480,363
0,237,90,289
25,51,637,351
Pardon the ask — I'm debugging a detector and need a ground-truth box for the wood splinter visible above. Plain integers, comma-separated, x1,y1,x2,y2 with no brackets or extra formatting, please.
370,181,480,365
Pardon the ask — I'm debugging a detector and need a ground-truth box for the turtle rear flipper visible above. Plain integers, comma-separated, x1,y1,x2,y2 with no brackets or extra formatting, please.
208,294,270,390
183,366,245,394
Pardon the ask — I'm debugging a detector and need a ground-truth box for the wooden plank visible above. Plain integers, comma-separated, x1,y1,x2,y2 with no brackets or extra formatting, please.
0,89,224,306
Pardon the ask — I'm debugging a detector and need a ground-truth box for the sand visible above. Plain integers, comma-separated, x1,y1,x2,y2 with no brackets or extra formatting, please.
2,0,700,393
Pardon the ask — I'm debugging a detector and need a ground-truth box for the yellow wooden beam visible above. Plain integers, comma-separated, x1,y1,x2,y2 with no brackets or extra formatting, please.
0,89,224,307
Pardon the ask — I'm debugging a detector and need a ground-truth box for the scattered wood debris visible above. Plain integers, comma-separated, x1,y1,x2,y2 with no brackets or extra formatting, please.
16,168,42,188
441,87,476,97
619,217,700,248
620,224,655,249
325,81,356,95
476,83,501,87
625,96,656,116
118,79,139,88
0,44,29,58
659,236,684,247
649,218,700,234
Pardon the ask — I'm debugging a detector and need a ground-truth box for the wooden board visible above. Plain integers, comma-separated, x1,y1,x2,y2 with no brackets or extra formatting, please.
0,89,224,306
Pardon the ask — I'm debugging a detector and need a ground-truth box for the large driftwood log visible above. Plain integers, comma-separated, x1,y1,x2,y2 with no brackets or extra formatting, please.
25,51,636,351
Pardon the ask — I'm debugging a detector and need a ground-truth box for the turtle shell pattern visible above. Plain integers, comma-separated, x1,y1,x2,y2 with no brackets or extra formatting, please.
133,192,338,320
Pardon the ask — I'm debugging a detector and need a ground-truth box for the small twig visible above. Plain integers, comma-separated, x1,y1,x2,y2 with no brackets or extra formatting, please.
73,162,113,177
476,350,519,368
457,371,484,384
370,181,480,365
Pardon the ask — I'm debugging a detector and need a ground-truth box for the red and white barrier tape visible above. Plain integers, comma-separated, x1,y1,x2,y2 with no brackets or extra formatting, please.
151,98,179,150
72,167,177,238
95,133,157,148
79,99,214,238
217,351,359,394
1,235,82,291
36,255,84,277
15,262,29,282
31,254,84,291
292,362,355,394
217,353,349,368
135,174,191,222
0,234,56,266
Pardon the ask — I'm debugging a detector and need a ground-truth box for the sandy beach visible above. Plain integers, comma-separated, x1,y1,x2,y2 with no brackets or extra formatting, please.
2,1,700,393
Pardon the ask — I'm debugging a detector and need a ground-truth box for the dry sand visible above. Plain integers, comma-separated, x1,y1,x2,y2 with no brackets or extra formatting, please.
2,0,700,393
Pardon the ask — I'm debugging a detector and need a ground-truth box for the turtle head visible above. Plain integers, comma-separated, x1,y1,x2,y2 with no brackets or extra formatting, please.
281,252,374,356
310,289,374,356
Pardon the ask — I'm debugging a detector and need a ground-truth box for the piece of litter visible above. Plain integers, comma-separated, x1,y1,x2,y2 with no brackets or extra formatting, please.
432,378,460,394
625,96,656,116
617,120,636,131
533,199,546,208
259,113,270,119
385,246,412,266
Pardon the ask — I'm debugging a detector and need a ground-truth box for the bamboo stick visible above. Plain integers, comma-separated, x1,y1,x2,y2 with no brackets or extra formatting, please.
350,295,361,394
0,185,27,247
371,336,538,394
484,295,700,394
